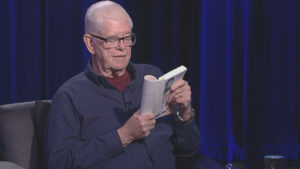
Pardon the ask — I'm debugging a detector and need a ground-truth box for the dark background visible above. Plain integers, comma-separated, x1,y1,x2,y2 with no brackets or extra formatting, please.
0,0,299,167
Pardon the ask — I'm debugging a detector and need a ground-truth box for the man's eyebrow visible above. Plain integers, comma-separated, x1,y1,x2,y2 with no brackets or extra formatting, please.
107,32,133,38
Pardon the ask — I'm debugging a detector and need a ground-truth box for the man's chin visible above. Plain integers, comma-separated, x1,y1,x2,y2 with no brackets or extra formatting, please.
113,62,129,70
111,65,128,72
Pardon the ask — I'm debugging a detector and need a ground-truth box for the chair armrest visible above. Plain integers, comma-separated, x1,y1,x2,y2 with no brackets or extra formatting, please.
0,161,25,169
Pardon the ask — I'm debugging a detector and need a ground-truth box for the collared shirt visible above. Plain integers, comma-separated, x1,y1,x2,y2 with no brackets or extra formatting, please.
43,62,201,169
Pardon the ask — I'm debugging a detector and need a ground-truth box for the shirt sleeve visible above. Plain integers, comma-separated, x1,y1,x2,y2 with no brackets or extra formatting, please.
171,114,201,157
43,91,124,169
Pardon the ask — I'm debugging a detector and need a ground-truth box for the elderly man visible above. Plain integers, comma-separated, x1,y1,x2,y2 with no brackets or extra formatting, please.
43,1,201,169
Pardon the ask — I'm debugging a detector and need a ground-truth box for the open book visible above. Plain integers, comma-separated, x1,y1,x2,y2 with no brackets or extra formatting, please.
139,66,187,118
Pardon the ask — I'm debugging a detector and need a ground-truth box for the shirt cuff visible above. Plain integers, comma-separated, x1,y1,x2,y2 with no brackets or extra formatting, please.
100,130,124,156
174,114,198,137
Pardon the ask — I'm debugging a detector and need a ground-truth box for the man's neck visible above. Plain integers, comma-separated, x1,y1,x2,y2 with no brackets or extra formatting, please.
91,60,125,78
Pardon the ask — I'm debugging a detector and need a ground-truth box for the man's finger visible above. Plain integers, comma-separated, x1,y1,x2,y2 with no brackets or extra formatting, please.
171,79,186,91
140,112,155,119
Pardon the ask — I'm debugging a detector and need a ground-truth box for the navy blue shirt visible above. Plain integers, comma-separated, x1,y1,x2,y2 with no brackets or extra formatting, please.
43,62,201,169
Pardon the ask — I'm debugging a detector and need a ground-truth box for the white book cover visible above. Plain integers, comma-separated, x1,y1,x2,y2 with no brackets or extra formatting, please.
139,66,187,118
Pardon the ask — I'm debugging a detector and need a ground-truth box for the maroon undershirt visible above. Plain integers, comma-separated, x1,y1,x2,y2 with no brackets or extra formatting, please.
106,70,131,92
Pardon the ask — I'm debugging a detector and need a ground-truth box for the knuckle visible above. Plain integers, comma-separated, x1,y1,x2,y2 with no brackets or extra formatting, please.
142,128,148,133
137,116,142,121
149,114,155,119
187,85,191,90
151,125,155,130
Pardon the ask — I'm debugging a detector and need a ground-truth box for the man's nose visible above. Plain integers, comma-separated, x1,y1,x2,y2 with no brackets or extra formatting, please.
116,39,126,50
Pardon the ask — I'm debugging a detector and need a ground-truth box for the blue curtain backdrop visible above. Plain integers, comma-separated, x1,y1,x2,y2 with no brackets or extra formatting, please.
0,0,299,167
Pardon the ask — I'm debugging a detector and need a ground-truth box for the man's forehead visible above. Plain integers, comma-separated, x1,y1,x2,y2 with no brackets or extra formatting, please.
92,18,131,36
93,17,131,28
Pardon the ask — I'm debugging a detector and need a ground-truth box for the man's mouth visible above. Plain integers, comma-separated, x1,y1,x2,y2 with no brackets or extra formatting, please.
114,55,126,58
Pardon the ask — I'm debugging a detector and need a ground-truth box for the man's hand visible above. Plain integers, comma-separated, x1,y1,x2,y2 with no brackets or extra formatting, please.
117,112,156,147
168,79,193,122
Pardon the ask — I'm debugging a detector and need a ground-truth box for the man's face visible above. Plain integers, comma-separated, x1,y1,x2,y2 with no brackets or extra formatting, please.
92,19,132,73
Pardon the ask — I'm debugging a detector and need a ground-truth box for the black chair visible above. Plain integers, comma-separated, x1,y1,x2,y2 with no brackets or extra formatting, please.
0,100,224,169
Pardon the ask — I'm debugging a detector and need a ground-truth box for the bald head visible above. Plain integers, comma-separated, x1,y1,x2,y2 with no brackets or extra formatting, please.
85,1,133,34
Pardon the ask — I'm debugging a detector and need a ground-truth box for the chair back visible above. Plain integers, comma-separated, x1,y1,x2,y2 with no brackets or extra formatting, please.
0,100,51,169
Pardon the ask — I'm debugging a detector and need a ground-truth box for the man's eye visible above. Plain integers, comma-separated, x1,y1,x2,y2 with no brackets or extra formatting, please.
124,36,132,41
107,38,118,43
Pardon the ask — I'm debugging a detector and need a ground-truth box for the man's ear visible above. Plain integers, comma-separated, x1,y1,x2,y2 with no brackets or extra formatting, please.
83,34,95,55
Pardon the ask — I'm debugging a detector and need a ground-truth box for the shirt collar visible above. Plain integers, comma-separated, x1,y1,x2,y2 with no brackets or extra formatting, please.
84,60,136,87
